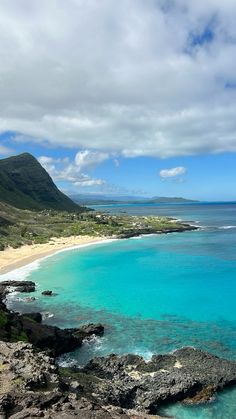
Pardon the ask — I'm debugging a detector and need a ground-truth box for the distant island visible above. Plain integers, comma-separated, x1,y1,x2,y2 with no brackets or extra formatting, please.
70,193,198,206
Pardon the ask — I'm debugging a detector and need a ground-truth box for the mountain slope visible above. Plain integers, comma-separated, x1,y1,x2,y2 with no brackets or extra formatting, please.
0,153,81,211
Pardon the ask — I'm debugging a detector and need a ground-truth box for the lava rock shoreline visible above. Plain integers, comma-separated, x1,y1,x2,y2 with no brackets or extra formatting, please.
0,281,104,357
0,281,236,418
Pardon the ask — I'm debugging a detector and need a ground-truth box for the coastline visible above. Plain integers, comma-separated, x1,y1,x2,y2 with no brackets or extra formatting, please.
0,223,197,277
0,235,112,275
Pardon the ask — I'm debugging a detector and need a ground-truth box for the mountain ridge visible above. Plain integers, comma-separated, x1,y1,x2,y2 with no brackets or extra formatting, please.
0,152,81,211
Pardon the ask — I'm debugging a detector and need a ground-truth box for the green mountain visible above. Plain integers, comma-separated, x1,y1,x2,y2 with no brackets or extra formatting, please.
0,153,81,211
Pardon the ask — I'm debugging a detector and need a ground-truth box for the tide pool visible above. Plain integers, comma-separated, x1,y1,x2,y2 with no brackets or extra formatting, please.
4,202,236,418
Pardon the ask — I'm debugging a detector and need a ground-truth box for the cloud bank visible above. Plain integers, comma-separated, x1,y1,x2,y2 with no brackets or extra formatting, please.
1,0,236,158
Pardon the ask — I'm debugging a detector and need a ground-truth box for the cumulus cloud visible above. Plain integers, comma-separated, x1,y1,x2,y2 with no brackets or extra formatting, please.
159,166,187,178
38,154,106,189
75,150,109,171
1,1,236,157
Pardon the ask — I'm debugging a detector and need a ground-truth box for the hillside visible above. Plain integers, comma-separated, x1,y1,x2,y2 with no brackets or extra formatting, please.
0,201,196,251
0,153,81,211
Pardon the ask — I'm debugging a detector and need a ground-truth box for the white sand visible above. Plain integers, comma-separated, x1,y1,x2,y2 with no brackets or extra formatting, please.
0,235,110,275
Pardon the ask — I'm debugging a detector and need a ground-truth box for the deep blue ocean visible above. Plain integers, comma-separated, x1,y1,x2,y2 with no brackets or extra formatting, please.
3,202,236,418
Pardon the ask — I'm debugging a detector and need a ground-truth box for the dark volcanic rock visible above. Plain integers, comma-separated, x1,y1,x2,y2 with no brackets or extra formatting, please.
15,282,35,293
79,323,104,337
23,296,36,302
1,284,236,416
0,293,104,357
117,224,198,239
69,323,105,340
20,316,83,356
0,341,164,419
21,312,42,323
1,333,236,417
0,280,36,298
42,290,53,296
81,347,236,413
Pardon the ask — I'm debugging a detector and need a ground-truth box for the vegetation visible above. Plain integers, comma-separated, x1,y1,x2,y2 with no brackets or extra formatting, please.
0,310,8,327
0,152,82,211
0,152,195,250
0,201,194,250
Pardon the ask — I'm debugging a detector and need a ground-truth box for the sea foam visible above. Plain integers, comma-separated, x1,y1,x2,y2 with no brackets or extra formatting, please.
219,225,236,230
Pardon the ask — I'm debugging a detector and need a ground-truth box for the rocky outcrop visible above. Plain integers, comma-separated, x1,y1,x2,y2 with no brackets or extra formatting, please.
0,341,58,391
0,341,165,419
1,281,236,417
22,312,42,323
117,224,198,239
0,281,35,298
0,290,104,357
1,341,236,418
80,347,236,413
19,315,83,356
41,290,53,296
68,324,105,341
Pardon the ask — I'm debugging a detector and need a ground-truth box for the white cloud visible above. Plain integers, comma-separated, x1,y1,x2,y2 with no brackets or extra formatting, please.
38,153,106,189
74,175,105,187
160,166,187,178
38,156,57,173
0,145,14,156
75,150,109,171
114,158,120,167
1,1,236,157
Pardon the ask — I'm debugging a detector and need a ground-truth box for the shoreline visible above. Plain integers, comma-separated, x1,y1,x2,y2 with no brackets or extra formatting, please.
0,235,113,276
0,224,197,277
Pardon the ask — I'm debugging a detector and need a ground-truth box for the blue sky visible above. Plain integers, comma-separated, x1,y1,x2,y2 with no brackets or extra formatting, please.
1,131,236,201
0,1,236,201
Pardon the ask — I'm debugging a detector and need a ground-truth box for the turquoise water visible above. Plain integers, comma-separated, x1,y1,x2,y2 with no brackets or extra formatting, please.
4,202,236,418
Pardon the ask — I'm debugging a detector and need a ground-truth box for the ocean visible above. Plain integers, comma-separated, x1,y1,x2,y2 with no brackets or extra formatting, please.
3,202,236,418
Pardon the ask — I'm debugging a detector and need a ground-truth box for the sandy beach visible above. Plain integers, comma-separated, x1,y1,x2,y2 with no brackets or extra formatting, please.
0,235,109,275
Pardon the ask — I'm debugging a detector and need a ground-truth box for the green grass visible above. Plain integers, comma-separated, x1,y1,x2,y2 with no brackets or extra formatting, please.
0,310,8,327
10,328,29,343
0,202,191,250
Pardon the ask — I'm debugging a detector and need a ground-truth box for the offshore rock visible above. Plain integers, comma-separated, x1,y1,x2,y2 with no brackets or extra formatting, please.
68,323,105,340
42,290,53,296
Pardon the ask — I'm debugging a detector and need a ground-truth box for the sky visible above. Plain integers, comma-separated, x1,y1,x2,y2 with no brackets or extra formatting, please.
0,0,236,201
